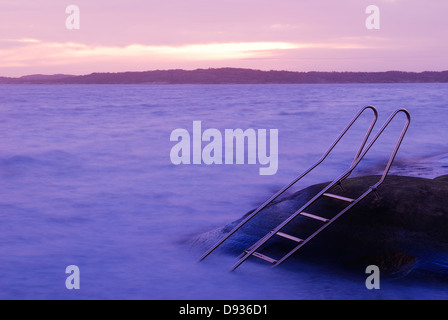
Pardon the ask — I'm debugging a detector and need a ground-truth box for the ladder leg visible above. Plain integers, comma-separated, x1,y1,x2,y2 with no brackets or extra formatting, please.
275,186,375,266
231,180,343,270
231,232,275,271
274,224,327,267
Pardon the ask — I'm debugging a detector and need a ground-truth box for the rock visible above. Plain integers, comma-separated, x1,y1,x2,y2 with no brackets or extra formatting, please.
195,175,448,278
347,250,418,278
434,175,448,183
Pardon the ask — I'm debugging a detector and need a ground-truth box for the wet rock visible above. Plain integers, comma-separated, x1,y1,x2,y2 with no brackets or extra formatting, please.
195,175,448,278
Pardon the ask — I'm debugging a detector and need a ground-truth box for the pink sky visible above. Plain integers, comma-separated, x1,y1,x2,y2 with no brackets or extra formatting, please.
1,0,447,77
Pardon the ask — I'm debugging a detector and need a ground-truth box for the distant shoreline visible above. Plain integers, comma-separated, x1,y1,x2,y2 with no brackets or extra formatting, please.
1,68,448,85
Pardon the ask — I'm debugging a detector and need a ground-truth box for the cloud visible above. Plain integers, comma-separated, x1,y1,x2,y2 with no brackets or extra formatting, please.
0,39,374,65
68,42,307,60
0,38,379,76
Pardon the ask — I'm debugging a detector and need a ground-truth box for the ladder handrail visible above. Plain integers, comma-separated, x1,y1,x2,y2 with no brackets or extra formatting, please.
275,109,411,267
199,106,378,261
329,108,411,193
371,108,411,188
230,108,411,271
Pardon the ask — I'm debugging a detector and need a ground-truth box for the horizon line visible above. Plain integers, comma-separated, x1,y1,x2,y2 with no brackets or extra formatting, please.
3,67,448,79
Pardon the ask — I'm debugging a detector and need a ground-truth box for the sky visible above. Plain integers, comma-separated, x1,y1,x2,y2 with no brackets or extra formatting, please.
0,0,447,77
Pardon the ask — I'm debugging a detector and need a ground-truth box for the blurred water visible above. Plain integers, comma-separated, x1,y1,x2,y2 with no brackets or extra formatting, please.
0,83,447,299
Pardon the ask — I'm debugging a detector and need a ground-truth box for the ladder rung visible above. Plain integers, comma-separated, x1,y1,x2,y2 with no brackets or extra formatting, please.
323,193,354,202
251,252,277,264
276,232,304,243
300,212,329,222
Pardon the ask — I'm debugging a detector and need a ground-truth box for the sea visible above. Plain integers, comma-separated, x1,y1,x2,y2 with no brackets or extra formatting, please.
0,83,447,300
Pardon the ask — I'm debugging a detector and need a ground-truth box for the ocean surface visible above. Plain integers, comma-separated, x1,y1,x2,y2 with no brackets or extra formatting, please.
0,83,447,300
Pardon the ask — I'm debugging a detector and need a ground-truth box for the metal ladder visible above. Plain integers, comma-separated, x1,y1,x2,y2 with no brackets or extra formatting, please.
199,107,411,271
